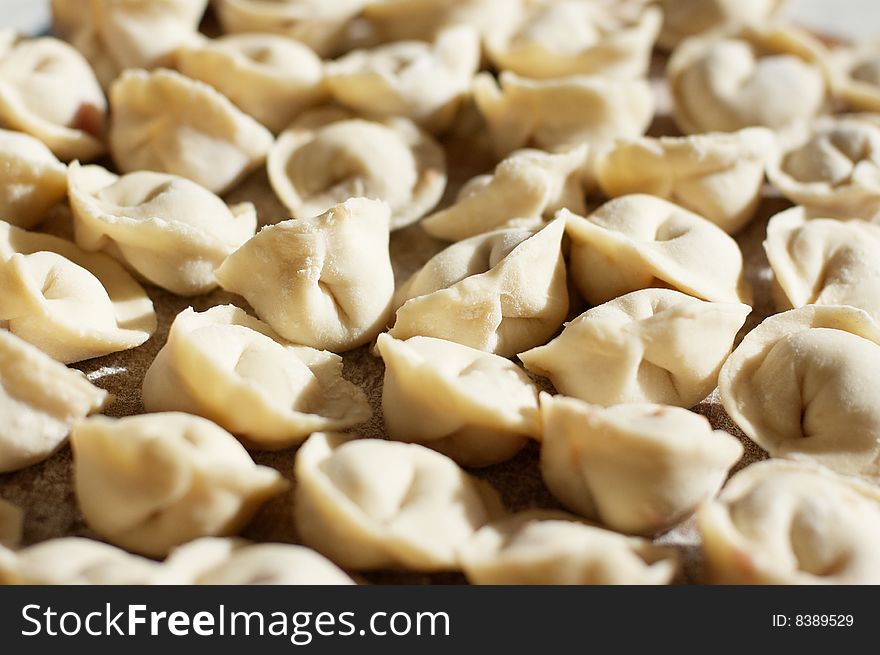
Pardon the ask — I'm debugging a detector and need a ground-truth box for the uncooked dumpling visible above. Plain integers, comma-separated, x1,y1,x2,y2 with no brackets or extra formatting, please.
0,221,156,363
216,198,394,352
53,0,208,88
0,498,22,548
656,0,787,50
668,25,829,147
473,70,654,157
68,162,257,295
520,289,750,408
0,33,106,161
719,305,880,481
267,108,445,229
143,305,371,449
765,115,880,219
72,412,287,557
421,145,588,241
214,0,368,57
765,206,880,322
389,218,568,357
459,510,678,585
363,0,524,44
485,1,661,79
0,330,107,473
376,333,540,467
109,68,274,195
596,127,774,233
0,537,162,584
0,128,67,229
176,33,326,133
325,25,479,132
294,432,505,570
564,195,751,305
540,395,743,535
829,41,880,113
699,459,880,584
163,538,356,585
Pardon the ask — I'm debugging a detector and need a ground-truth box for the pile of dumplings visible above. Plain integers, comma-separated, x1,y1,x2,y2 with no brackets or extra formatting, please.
2,0,880,586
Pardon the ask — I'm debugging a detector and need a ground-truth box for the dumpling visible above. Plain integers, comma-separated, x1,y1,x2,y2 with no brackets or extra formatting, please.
459,510,678,585
52,0,208,88
163,538,356,585
388,218,568,357
214,0,368,57
473,71,654,158
421,145,589,241
363,0,524,43
519,289,750,408
0,33,106,161
668,25,829,146
0,498,22,548
142,305,371,449
267,108,445,229
485,1,661,79
71,412,287,557
0,537,162,584
540,394,743,535
0,128,67,229
109,68,274,195
216,198,394,352
829,42,880,113
596,127,775,234
656,0,787,50
719,305,880,481
765,115,880,219
0,330,107,473
67,163,257,295
375,333,540,467
325,25,479,133
564,195,751,306
0,220,156,363
764,206,880,323
294,432,505,570
699,459,880,584
176,33,326,134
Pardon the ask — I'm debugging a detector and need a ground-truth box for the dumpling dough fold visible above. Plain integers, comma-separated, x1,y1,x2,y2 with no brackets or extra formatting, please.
389,218,568,357
0,220,156,363
216,198,395,352
765,115,880,220
294,432,506,570
764,206,880,323
143,305,371,449
72,412,287,557
720,305,880,481
520,289,750,408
